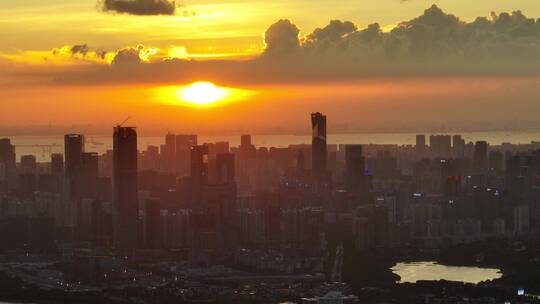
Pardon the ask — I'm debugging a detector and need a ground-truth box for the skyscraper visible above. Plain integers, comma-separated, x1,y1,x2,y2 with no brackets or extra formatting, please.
311,112,327,177
0,139,16,186
80,152,98,198
190,145,209,188
345,145,365,194
452,135,465,158
473,141,488,172
415,135,426,156
113,126,139,251
241,135,252,148
176,134,197,176
64,134,85,199
162,133,176,174
20,155,37,175
50,153,64,176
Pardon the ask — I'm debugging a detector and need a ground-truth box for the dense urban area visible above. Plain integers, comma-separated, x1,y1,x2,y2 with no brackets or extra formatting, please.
1,113,540,303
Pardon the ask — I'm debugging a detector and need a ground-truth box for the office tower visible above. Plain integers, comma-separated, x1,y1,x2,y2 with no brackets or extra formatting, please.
473,141,488,172
176,134,197,176
345,145,365,193
50,153,64,176
64,134,85,199
241,135,252,148
20,155,37,175
190,145,209,188
430,135,452,158
452,135,465,158
113,126,139,251
0,139,16,184
162,133,176,174
216,153,235,185
416,135,426,155
80,152,98,198
214,142,230,154
311,112,327,177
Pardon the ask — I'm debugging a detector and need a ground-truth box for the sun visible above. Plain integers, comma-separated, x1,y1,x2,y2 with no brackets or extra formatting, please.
177,82,229,106
154,81,256,108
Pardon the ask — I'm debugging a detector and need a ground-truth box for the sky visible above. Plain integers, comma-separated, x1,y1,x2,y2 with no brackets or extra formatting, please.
1,0,540,135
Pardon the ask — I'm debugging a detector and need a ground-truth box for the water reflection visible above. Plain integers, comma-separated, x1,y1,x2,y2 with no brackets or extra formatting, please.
392,261,502,284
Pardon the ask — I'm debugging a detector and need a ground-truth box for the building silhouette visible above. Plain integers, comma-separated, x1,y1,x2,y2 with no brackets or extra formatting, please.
113,126,139,252
345,145,365,194
311,112,327,178
64,134,85,199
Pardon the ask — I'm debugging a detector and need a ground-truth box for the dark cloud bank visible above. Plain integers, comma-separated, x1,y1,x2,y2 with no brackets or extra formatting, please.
99,0,176,16
18,5,540,85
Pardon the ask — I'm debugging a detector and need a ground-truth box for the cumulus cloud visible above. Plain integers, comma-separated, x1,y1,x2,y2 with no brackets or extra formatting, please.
3,5,540,86
299,5,540,65
70,44,90,57
111,45,158,66
99,0,176,16
263,19,301,56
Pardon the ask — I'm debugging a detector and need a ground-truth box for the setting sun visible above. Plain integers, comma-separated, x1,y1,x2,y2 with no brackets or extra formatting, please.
154,81,256,109
178,82,229,106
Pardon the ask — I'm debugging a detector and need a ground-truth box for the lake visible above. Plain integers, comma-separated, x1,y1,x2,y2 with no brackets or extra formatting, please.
391,261,503,284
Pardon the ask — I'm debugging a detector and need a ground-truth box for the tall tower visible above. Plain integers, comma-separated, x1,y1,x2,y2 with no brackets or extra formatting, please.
64,134,85,199
415,135,426,156
113,126,139,251
0,139,16,187
311,112,327,178
345,145,365,193
473,141,488,173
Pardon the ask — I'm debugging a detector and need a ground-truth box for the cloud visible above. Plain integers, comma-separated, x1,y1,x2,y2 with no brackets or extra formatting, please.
263,19,300,56
112,45,158,66
99,0,176,16
70,44,90,57
3,5,540,87
306,20,357,42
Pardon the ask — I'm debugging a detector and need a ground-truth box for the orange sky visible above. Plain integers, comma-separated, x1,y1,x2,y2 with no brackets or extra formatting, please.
1,1,540,135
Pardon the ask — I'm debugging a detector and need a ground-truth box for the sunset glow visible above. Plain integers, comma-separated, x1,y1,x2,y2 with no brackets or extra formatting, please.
178,82,229,106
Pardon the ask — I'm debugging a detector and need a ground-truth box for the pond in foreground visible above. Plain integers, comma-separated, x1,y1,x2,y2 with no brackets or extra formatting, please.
391,261,503,284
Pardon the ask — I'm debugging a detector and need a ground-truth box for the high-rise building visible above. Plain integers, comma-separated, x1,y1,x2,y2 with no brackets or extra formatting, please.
162,133,176,174
216,153,235,185
345,145,365,194
64,134,85,199
311,112,327,177
113,126,139,251
20,155,37,175
0,139,16,185
415,135,426,155
452,135,465,158
81,152,98,198
190,145,209,188
50,153,64,176
176,134,197,176
430,135,452,158
473,141,488,172
241,135,252,148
